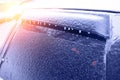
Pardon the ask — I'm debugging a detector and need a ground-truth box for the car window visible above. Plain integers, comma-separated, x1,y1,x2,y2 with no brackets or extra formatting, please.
1,9,108,80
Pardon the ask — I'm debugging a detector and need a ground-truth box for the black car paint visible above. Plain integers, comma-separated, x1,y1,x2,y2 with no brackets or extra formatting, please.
0,9,120,80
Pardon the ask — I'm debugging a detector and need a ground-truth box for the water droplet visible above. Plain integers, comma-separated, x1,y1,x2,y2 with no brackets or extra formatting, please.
86,37,89,39
1,58,5,62
88,32,90,34
68,28,70,30
71,28,74,30
64,27,67,30
55,25,57,27
79,30,81,33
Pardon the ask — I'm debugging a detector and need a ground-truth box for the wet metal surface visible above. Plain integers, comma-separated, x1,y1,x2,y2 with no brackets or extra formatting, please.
22,9,110,39
0,26,106,80
0,9,120,80
107,39,120,80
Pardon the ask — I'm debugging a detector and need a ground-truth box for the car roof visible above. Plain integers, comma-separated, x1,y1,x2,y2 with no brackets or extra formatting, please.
21,0,120,12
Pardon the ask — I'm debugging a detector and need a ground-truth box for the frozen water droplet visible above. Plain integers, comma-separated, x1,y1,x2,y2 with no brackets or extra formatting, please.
1,58,5,62
79,30,81,33
86,37,89,39
71,28,74,30
88,32,90,34
64,27,67,30
68,28,70,30
55,25,57,27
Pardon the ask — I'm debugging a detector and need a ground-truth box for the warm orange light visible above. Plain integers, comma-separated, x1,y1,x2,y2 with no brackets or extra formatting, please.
4,5,23,20
1,1,27,21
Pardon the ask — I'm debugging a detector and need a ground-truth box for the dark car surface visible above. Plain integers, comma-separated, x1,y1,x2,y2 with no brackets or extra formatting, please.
0,2,120,80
